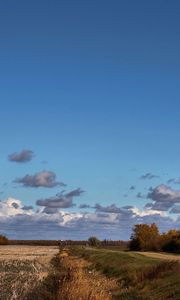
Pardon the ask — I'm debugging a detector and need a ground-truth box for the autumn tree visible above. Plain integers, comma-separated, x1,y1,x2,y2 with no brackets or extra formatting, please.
0,234,8,245
130,223,159,251
160,230,180,253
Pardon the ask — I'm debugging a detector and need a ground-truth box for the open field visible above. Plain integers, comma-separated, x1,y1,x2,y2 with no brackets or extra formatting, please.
0,245,59,300
0,245,118,300
1,245,180,299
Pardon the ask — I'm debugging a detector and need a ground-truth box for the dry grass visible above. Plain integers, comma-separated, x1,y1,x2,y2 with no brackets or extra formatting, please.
0,245,59,300
58,249,118,300
2,245,179,300
71,246,180,300
0,246,118,300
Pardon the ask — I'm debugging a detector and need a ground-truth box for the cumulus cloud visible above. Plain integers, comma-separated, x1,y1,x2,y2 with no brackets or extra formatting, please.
148,184,180,203
128,206,165,217
0,197,33,217
144,201,173,211
65,188,85,197
8,150,34,163
14,171,66,188
94,203,124,213
0,197,179,240
37,196,75,209
43,207,59,214
36,188,84,210
140,173,159,180
145,184,180,213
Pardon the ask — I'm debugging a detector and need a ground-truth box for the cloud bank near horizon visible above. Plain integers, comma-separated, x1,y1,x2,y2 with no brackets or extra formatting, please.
2,149,180,240
0,195,179,240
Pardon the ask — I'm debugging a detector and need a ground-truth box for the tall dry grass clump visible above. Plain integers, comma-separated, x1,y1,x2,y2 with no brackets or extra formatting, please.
136,260,180,283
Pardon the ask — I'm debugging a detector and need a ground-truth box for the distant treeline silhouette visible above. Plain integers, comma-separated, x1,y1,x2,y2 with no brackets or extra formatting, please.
8,239,128,247
1,223,179,253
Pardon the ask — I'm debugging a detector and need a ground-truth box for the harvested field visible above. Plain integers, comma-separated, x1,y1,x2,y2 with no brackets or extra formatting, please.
1,245,180,300
0,246,117,300
0,245,59,300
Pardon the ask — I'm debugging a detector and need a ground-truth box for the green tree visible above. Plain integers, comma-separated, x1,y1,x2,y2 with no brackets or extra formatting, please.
88,236,100,247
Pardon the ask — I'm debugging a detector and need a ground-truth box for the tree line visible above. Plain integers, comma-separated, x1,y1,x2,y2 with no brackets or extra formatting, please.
87,225,180,253
0,223,180,253
130,223,180,253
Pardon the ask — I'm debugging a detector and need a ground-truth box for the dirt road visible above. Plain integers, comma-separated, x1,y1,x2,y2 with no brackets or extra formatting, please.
137,251,180,261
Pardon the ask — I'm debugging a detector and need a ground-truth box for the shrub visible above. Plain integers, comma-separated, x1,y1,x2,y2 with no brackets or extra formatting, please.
162,238,180,253
88,236,100,247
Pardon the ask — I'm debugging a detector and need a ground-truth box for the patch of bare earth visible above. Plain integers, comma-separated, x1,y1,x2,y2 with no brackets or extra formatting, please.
0,246,59,300
58,249,118,300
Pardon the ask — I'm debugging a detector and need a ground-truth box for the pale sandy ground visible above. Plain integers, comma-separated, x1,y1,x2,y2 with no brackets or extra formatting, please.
137,251,180,261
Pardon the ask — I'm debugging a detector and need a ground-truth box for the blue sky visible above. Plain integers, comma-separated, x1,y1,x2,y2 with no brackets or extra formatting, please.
0,0,180,239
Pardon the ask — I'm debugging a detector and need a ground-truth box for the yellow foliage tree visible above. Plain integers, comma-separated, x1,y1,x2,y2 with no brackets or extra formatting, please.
130,223,159,251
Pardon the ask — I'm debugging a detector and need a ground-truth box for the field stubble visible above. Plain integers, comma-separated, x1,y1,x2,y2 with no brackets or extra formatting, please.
0,245,59,300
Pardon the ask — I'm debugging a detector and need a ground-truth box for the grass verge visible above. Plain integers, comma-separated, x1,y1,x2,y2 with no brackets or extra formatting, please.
69,247,180,300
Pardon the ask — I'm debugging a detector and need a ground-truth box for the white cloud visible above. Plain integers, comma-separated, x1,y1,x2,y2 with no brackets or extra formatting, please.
0,198,33,217
130,206,166,217
0,197,179,240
